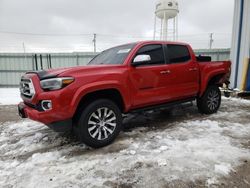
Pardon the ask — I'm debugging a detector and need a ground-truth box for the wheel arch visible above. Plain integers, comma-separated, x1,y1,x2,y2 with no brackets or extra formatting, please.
199,71,227,97
197,84,221,114
73,88,126,122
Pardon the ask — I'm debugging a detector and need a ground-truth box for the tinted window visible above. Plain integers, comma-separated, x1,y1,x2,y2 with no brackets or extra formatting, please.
136,44,165,65
167,45,191,64
88,43,136,65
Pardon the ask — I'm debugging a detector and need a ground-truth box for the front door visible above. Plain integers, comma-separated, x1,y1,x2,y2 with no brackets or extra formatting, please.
129,44,171,108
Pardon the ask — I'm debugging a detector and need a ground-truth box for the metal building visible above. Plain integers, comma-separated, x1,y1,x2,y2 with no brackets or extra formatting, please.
0,49,230,87
0,52,97,87
194,49,230,61
230,0,250,91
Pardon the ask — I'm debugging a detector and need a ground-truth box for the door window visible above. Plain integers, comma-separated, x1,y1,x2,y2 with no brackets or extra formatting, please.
166,45,191,64
136,44,165,66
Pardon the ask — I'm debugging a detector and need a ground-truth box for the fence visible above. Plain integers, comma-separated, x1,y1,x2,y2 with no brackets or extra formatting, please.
0,49,230,87
0,52,98,87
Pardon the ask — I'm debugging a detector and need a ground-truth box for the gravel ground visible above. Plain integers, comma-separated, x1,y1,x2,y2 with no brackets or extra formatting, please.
0,105,21,123
0,97,250,188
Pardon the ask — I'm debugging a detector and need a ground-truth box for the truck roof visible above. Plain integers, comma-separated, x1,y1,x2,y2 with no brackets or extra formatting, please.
136,40,190,46
106,41,191,52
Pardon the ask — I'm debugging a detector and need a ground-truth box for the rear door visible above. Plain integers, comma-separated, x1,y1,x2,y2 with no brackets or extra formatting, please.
164,44,199,100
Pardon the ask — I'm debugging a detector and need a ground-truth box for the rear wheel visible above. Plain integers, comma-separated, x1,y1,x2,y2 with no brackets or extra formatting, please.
197,85,221,114
74,99,122,148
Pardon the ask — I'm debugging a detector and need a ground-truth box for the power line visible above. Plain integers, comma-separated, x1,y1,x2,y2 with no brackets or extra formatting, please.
0,30,92,36
0,30,232,52
0,30,231,39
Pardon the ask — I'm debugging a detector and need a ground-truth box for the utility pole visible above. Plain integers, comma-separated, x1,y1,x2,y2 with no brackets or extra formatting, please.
22,42,27,62
209,33,214,49
93,33,97,53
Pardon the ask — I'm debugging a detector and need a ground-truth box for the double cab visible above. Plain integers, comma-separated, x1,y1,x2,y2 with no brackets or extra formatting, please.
18,41,231,148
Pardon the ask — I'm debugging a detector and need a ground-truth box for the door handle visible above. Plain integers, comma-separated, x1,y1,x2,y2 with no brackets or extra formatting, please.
189,68,198,71
160,70,171,74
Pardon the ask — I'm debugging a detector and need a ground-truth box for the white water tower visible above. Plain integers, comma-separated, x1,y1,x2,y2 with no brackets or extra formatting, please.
154,0,179,41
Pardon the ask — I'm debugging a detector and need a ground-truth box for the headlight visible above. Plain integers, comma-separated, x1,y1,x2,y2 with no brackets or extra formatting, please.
40,77,74,91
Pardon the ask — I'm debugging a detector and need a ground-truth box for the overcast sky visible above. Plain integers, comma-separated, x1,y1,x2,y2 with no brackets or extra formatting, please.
0,0,235,52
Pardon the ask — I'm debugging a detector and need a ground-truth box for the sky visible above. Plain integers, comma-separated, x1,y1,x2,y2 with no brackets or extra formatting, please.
0,0,235,53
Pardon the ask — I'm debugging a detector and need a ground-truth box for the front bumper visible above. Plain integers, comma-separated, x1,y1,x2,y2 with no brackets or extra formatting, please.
18,73,78,132
18,102,72,132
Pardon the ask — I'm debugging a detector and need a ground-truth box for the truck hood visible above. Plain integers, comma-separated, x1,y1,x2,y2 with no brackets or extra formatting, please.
26,65,121,80
26,67,76,80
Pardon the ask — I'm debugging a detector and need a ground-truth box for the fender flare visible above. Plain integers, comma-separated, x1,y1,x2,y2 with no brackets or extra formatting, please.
70,81,131,115
199,69,227,96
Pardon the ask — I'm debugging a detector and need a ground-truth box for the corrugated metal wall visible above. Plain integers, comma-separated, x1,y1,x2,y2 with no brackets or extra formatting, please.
0,49,230,87
230,0,250,90
194,49,231,61
0,52,97,87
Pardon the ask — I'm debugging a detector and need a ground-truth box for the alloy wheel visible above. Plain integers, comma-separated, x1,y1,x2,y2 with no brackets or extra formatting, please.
87,107,117,140
207,90,220,111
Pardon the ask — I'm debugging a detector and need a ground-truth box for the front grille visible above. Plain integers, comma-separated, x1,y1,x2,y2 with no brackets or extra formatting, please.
20,78,35,99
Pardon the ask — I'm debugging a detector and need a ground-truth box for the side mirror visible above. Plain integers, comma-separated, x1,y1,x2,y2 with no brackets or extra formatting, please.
132,54,151,66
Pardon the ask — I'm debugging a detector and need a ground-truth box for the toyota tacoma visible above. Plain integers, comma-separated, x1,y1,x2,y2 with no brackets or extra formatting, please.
18,41,231,148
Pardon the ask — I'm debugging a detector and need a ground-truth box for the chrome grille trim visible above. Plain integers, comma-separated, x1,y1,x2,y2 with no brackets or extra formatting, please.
20,78,35,99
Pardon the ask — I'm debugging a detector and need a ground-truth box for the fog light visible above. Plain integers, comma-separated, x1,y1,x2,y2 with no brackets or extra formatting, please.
41,100,52,111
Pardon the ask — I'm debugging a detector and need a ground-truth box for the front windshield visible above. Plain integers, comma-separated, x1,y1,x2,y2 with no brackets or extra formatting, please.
88,43,136,65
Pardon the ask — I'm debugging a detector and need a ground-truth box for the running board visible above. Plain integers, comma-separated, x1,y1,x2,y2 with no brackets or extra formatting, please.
129,97,196,114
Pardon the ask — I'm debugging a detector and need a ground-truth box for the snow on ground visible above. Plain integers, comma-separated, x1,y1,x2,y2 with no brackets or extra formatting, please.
0,88,21,105
0,97,250,187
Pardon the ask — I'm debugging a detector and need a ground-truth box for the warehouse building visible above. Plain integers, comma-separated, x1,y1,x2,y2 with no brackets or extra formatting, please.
0,49,230,87
0,52,97,87
230,0,250,91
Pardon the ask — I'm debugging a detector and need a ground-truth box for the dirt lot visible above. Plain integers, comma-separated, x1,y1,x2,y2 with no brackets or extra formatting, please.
0,105,21,123
0,97,250,188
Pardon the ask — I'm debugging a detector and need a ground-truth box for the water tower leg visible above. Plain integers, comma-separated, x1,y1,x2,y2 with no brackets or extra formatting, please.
162,12,168,40
160,19,163,40
176,16,179,40
153,15,157,40
173,18,176,40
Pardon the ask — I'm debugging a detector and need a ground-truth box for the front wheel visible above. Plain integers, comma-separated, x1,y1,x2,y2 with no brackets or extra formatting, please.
197,85,221,114
75,99,122,148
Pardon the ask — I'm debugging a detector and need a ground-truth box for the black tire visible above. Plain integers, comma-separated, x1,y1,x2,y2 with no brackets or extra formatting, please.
74,99,122,148
224,91,231,98
197,85,221,114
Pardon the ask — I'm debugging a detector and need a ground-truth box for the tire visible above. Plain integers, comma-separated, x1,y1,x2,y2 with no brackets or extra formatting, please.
224,91,231,98
197,85,221,114
74,99,122,148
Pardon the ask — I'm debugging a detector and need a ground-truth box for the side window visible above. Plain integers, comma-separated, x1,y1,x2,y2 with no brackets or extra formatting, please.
136,44,165,65
167,45,191,64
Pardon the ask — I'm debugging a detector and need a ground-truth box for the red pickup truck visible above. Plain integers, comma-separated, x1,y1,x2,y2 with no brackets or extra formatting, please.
18,41,231,148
